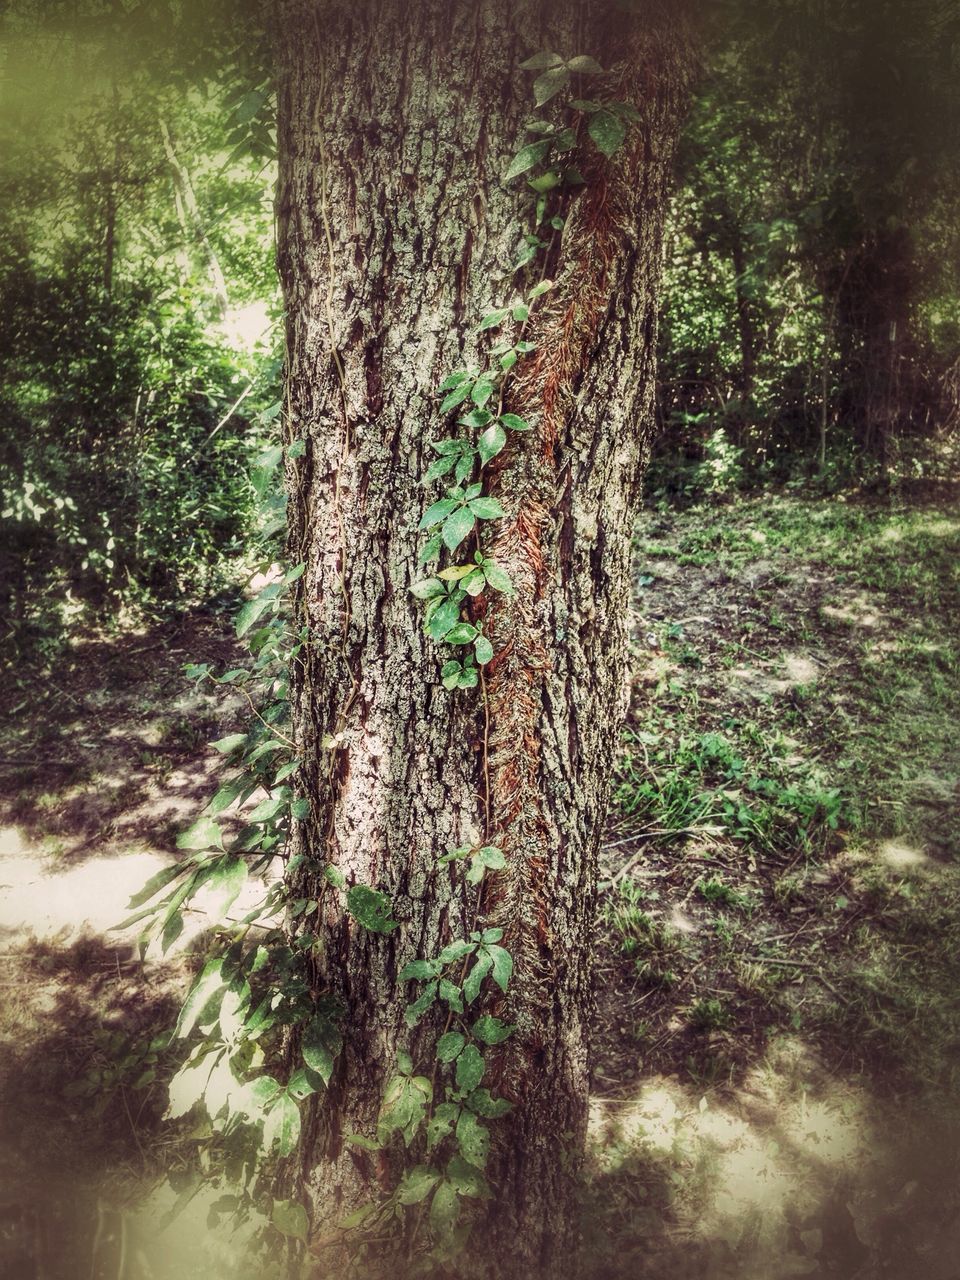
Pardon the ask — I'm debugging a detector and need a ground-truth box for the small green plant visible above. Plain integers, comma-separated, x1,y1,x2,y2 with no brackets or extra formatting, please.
696,875,754,912
603,881,686,987
687,997,731,1032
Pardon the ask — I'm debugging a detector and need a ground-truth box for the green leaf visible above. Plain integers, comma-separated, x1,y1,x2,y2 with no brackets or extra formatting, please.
399,959,440,982
533,65,569,106
212,733,247,755
567,55,605,73
345,1133,381,1151
446,623,478,645
324,864,346,890
173,958,225,1039
519,51,563,70
436,1031,466,1063
466,1087,513,1119
477,308,509,331
474,634,494,665
466,856,486,886
442,506,476,552
529,279,554,299
458,669,479,689
439,370,471,392
126,861,188,910
471,1015,515,1045
303,1016,343,1085
378,1073,432,1145
246,740,284,764
456,1108,489,1168
419,533,443,564
446,1153,489,1197
487,944,514,993
425,455,456,483
427,1102,460,1150
274,760,300,784
481,927,504,943
479,846,505,869
609,99,642,122
504,138,552,181
588,108,626,157
263,1092,301,1157
512,304,530,323
440,383,473,413
432,437,468,455
462,570,486,597
439,979,464,1012
438,565,475,581
500,349,518,372
438,940,475,966
420,497,458,530
177,816,223,852
500,413,530,433
429,1180,460,1241
455,1043,485,1093
469,496,504,520
397,1165,440,1206
427,593,463,641
286,1068,318,1100
411,576,445,600
482,562,513,594
463,951,493,1005
528,170,561,193
248,794,285,823
346,885,398,934
236,587,280,639
458,409,492,429
272,1199,308,1242
235,88,267,124
570,98,601,111
203,857,248,922
471,379,496,409
478,423,507,465
405,981,439,1027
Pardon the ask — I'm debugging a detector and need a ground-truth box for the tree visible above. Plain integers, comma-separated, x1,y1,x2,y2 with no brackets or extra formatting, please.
274,0,694,1272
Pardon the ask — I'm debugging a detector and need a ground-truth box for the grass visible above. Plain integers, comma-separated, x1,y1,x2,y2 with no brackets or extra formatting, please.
599,488,960,1095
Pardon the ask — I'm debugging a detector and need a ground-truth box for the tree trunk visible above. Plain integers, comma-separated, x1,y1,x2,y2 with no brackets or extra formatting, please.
274,1,693,1273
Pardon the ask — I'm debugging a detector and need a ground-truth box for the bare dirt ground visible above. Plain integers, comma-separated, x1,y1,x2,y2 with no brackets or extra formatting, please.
1,493,958,1279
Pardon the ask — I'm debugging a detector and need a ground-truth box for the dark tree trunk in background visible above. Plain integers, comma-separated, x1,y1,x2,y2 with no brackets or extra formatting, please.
730,229,756,401
835,226,914,468
274,0,693,1272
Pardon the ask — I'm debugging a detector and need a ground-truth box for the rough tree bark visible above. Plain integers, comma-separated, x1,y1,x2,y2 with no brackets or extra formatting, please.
274,0,694,1273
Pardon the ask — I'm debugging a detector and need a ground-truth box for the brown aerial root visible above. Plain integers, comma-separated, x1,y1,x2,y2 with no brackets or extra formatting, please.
471,108,651,1102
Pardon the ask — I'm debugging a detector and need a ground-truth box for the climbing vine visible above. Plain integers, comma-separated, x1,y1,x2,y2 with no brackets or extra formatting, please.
119,51,640,1277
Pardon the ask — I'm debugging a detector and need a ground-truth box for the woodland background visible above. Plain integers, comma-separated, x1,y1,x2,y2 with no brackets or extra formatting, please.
1,2,959,1278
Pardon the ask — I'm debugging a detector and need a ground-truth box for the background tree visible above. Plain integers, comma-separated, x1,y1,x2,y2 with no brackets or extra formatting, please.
274,0,694,1271
654,0,960,494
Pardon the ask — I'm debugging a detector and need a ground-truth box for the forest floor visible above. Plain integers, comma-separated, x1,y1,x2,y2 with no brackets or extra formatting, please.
0,486,958,1279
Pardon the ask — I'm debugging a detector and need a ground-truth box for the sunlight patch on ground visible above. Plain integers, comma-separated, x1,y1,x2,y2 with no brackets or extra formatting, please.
0,826,273,953
588,1044,960,1279
878,840,928,871
0,827,169,940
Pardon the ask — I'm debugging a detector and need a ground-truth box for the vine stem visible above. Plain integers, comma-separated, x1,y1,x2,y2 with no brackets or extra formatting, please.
202,670,296,749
